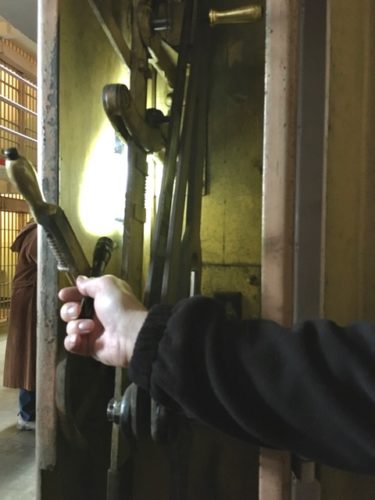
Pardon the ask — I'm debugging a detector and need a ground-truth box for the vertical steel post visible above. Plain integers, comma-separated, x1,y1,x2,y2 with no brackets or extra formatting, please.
260,0,300,499
292,2,327,498
36,0,59,479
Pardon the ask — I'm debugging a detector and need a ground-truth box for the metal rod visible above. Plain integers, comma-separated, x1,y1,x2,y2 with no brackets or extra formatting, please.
144,0,196,306
0,94,37,116
0,125,37,143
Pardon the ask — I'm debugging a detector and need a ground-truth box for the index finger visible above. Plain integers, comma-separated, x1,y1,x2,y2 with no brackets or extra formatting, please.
58,286,83,302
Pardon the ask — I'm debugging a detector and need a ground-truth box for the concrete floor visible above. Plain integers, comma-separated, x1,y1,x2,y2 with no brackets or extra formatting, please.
0,330,36,499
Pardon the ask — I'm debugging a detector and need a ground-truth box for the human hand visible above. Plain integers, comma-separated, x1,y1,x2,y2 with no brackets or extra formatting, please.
59,275,147,367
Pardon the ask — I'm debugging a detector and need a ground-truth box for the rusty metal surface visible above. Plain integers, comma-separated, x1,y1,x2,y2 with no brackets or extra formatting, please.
260,0,300,499
36,0,59,482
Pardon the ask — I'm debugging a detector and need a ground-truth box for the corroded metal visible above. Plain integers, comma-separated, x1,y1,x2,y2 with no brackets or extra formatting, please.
260,0,300,499
209,5,262,26
36,0,59,474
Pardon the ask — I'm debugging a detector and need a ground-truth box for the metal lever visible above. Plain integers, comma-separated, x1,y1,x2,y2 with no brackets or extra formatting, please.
4,148,90,283
56,236,115,449
79,236,115,319
102,84,166,153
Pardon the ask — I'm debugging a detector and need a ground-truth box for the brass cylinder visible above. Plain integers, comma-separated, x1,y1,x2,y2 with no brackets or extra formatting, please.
209,5,263,26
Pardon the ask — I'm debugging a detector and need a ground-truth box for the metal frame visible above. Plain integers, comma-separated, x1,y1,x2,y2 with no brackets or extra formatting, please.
260,0,301,499
36,0,59,484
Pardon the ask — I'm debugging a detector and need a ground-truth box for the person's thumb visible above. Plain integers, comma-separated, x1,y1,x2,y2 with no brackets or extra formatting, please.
76,275,92,296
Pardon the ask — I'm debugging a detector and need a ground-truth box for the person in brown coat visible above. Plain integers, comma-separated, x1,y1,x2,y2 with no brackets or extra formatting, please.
3,221,37,430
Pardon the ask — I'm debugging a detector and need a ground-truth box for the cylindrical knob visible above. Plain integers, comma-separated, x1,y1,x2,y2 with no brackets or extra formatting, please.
209,5,262,26
107,392,131,437
107,398,122,424
107,383,151,439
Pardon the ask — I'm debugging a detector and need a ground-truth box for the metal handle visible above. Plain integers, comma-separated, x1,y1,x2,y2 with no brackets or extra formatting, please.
209,5,263,26
4,148,55,219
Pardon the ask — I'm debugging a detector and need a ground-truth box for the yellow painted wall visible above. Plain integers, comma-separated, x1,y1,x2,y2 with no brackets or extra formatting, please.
58,0,263,316
201,5,264,319
323,0,375,324
321,0,375,496
59,0,129,274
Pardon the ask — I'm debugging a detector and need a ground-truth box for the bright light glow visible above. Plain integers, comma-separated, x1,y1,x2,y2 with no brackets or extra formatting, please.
144,153,163,234
79,125,128,237
142,153,164,279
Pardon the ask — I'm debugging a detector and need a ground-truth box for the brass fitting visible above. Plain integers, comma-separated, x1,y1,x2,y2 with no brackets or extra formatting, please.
209,5,263,26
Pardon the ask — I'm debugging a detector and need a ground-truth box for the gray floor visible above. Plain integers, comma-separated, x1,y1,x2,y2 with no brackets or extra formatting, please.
0,330,36,499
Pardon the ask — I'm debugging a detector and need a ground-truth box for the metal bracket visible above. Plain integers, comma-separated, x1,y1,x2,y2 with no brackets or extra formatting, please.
137,1,177,88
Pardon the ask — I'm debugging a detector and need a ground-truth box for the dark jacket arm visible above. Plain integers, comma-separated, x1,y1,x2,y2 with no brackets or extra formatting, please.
129,296,375,474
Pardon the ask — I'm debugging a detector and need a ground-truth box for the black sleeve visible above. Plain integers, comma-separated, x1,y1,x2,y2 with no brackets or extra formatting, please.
128,295,375,474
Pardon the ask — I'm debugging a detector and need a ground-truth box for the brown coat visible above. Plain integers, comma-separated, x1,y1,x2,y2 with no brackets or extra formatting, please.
3,221,37,391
